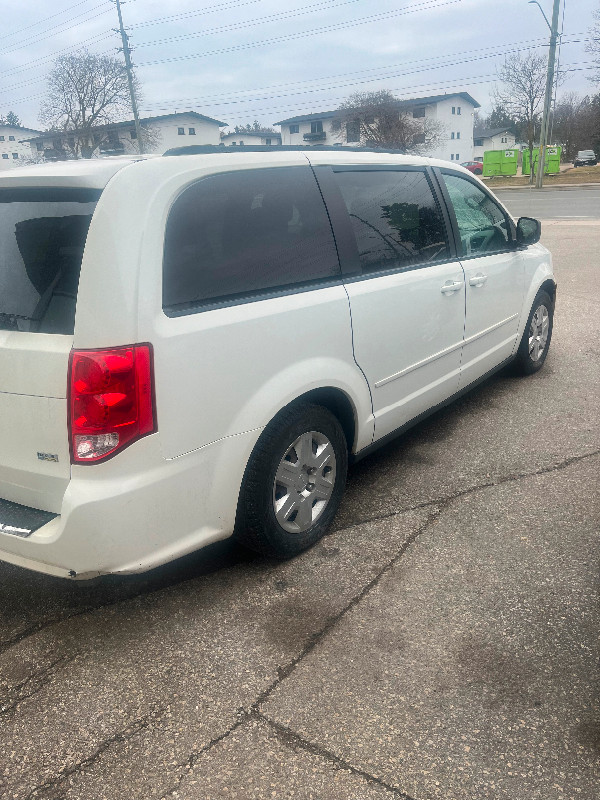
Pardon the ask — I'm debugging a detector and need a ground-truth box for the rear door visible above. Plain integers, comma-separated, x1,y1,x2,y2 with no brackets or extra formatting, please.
0,187,99,512
316,165,466,442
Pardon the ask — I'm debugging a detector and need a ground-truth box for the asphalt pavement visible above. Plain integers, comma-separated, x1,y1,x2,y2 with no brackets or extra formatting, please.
495,185,600,221
0,188,598,800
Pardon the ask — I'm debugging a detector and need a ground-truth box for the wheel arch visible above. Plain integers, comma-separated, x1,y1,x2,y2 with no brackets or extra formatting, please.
297,386,358,453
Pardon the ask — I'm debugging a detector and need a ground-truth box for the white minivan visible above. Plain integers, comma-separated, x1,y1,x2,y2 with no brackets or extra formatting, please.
0,148,555,578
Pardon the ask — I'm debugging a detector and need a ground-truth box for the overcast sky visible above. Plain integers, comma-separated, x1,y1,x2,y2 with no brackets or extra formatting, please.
1,0,597,132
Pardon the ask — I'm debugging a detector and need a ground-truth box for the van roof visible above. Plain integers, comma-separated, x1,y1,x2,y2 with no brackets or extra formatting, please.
0,155,153,189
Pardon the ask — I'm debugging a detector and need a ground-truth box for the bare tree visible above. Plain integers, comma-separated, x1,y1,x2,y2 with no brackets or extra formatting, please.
334,91,445,154
494,52,547,182
587,7,600,85
39,50,138,158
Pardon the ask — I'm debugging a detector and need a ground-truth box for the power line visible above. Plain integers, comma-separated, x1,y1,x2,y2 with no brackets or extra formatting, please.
0,6,112,57
137,0,463,67
129,0,267,30
0,30,114,79
0,0,105,42
136,0,363,49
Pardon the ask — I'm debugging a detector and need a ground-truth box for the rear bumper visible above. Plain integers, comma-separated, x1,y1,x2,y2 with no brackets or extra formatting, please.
0,428,261,579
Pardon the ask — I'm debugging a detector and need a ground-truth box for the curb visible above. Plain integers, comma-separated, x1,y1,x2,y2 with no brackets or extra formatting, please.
484,182,600,191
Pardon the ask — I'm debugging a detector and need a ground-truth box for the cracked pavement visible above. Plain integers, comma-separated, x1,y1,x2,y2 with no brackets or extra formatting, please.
0,201,599,800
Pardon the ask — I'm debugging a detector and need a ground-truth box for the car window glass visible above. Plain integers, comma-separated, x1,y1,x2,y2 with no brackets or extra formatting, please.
332,170,450,275
163,166,340,310
442,173,510,257
0,188,99,334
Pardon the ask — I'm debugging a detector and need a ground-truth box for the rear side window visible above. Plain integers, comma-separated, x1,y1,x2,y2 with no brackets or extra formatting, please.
163,166,340,312
0,187,99,334
332,170,450,274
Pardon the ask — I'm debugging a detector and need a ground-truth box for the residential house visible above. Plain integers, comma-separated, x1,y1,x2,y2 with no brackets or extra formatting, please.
0,124,43,169
221,131,281,146
472,127,517,162
275,92,480,162
22,112,227,160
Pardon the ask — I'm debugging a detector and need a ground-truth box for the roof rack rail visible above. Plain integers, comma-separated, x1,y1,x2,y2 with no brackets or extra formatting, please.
163,144,410,157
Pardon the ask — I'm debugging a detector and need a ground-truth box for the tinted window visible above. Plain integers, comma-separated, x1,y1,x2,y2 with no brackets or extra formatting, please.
442,172,511,257
0,188,99,334
333,170,450,274
163,167,340,310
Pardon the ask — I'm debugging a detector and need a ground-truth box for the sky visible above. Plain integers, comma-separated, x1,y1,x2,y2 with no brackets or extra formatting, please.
0,0,598,133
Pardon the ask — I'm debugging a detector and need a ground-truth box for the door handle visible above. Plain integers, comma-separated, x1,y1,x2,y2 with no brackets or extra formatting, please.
440,280,463,294
469,273,488,287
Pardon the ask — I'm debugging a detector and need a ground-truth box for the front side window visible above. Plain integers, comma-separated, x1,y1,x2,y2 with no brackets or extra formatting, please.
0,188,99,334
442,172,511,257
163,167,340,311
333,170,450,275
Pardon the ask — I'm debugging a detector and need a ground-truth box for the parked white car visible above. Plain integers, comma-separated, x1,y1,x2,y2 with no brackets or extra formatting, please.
0,148,555,578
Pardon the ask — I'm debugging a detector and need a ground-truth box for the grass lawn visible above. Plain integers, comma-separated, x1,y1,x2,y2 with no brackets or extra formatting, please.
483,163,600,188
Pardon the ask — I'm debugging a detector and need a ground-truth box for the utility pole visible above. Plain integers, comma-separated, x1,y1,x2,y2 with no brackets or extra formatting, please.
534,0,561,189
113,0,144,153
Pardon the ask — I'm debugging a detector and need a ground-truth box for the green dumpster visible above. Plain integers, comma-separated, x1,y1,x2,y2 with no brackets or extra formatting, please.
522,146,561,175
482,149,519,177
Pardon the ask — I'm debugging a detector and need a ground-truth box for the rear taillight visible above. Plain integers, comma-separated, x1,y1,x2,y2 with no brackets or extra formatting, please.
68,344,156,464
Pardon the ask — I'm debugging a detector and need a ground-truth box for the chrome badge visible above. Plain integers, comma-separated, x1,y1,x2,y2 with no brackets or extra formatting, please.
37,452,59,463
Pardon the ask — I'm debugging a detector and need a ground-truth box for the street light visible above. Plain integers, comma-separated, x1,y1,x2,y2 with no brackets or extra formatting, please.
528,1,552,32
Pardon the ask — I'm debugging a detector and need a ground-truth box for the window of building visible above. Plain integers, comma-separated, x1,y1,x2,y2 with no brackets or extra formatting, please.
310,121,323,133
442,172,511,257
1,154,8,159
239,141,245,146
130,130,137,139
36,142,44,151
231,141,237,145
163,166,340,312
289,124,299,134
265,138,272,145
457,107,461,115
501,136,507,143
12,153,18,159
333,169,450,275
452,107,455,115
451,132,455,140
474,138,484,147
412,107,426,118
9,136,15,141
189,128,196,135
346,120,360,143
0,136,4,141
456,131,460,139
450,154,454,160
177,127,185,135
455,154,460,160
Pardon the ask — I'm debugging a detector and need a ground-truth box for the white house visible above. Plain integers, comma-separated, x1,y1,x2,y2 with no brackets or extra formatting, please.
221,131,281,146
22,112,227,160
472,127,517,162
0,124,43,170
275,92,480,162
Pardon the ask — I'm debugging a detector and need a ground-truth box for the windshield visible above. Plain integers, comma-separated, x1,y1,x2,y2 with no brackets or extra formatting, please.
0,187,100,334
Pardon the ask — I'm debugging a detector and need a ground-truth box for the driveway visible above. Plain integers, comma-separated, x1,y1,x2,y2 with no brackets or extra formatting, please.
0,196,598,800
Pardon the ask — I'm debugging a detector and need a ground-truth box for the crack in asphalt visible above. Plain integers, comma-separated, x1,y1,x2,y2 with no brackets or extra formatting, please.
20,707,167,800
5,448,600,799
0,653,77,717
255,711,416,799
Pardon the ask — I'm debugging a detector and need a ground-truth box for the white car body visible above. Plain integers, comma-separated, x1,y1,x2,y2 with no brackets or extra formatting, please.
0,150,555,578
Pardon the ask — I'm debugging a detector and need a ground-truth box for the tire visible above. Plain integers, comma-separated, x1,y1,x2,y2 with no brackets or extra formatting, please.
235,402,348,559
475,168,483,175
513,290,554,375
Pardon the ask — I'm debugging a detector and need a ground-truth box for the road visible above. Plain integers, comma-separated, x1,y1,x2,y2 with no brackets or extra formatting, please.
495,185,600,220
0,188,598,800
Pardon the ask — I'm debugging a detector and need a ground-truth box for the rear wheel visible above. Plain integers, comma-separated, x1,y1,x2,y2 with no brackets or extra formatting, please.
514,290,554,375
235,402,348,558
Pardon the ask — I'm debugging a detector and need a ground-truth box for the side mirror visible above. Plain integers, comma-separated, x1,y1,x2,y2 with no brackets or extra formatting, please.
516,217,541,247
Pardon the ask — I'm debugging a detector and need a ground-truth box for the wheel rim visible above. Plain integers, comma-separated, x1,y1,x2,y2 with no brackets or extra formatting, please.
272,431,337,533
528,304,549,362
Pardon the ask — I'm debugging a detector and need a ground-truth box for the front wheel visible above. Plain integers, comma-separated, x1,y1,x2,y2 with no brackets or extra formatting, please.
235,402,348,558
513,290,554,375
